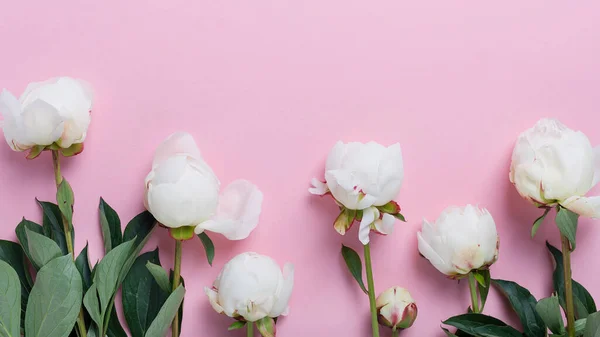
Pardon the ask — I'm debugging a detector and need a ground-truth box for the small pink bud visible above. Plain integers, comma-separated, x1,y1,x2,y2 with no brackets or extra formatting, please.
376,287,417,330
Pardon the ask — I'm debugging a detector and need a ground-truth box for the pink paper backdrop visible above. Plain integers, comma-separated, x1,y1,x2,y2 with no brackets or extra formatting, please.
1,1,600,336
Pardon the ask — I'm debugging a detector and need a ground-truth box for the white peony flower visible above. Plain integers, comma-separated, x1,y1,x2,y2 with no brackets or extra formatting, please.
376,287,418,330
309,141,404,245
205,252,294,322
510,118,600,218
417,205,499,277
144,132,263,239
0,77,93,158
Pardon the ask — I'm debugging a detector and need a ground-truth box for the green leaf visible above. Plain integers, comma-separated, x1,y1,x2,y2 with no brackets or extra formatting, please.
83,284,102,330
576,318,588,336
168,271,185,337
393,213,406,222
99,198,122,254
340,245,368,294
547,242,596,319
75,244,93,293
25,254,82,337
123,211,156,245
0,260,21,337
477,270,491,310
37,201,72,255
15,218,45,269
442,327,460,337
492,279,546,337
123,250,169,337
584,311,600,337
25,228,62,269
443,314,522,337
57,179,75,226
0,240,33,317
536,296,565,334
474,273,485,287
146,262,171,294
256,317,276,337
197,233,214,266
94,239,137,316
228,321,246,331
144,285,185,337
531,208,551,238
555,207,579,250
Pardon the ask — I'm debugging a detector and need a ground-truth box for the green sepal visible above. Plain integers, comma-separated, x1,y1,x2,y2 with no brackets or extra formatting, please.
61,143,84,157
376,200,400,214
531,207,551,238
228,321,246,331
26,145,46,160
169,226,195,241
256,317,276,337
334,208,356,235
394,213,406,222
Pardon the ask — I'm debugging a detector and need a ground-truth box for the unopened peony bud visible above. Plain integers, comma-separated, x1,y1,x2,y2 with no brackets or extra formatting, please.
376,287,417,330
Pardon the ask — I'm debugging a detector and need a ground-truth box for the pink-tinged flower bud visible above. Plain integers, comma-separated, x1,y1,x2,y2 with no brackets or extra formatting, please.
376,287,417,330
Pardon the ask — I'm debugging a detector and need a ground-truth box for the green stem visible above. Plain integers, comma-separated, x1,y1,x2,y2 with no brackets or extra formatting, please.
172,240,182,337
364,243,380,337
468,272,480,313
247,322,254,337
392,328,399,337
561,234,575,337
52,150,86,337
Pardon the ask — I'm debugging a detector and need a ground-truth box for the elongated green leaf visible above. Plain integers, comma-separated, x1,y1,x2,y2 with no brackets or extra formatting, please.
341,245,368,294
146,262,171,294
169,271,185,336
99,198,122,254
0,240,32,316
57,179,74,226
37,200,72,255
442,328,460,337
25,254,82,337
75,244,92,293
556,207,579,250
0,260,21,337
492,279,546,337
106,306,127,337
25,228,62,269
477,270,491,310
144,285,185,337
532,208,551,238
83,284,102,329
228,321,246,330
197,233,214,266
584,311,600,337
443,314,522,337
123,250,169,337
536,296,564,334
547,242,596,319
15,218,45,269
123,211,156,245
94,239,137,314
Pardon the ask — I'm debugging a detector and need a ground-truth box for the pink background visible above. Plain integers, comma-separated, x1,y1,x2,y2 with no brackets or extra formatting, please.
1,1,600,336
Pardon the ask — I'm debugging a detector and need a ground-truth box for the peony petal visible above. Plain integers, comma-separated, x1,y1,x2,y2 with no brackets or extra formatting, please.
152,132,202,167
593,146,600,188
21,99,64,146
417,231,454,275
562,196,600,219
308,178,329,195
0,90,30,151
204,287,224,314
358,207,378,245
269,262,294,317
194,180,263,240
373,213,395,235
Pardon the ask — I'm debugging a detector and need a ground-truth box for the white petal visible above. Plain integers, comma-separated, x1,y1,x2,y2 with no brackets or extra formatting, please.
562,196,600,219
269,262,294,317
0,90,30,151
308,178,329,195
204,287,224,314
592,146,600,188
358,207,378,245
417,231,454,275
374,213,395,235
195,180,263,240
152,132,202,167
21,99,64,146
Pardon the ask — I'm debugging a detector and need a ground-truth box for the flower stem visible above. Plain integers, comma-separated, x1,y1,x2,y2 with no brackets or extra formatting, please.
364,243,380,337
468,272,480,313
561,234,575,337
52,150,86,337
392,328,399,337
247,322,254,337
172,239,182,337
